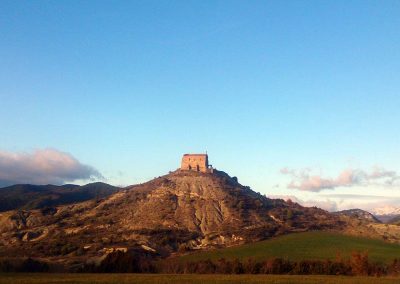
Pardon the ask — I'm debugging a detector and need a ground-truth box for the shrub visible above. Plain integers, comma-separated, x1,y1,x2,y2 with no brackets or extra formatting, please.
95,251,155,273
19,258,49,272
350,251,369,276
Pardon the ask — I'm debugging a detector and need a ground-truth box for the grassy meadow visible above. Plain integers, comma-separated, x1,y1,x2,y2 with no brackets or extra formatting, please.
175,231,400,264
1,274,400,284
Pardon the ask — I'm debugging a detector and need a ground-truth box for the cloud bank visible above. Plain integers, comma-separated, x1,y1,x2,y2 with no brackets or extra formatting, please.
0,148,103,187
268,194,400,213
281,167,399,192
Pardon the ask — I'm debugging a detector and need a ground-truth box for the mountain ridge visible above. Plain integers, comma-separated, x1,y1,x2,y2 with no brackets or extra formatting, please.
0,182,119,212
334,208,381,223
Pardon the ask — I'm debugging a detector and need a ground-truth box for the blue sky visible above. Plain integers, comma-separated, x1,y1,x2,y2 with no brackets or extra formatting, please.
1,1,399,212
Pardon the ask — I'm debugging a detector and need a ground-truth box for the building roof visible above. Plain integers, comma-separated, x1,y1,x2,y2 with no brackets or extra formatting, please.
183,153,208,157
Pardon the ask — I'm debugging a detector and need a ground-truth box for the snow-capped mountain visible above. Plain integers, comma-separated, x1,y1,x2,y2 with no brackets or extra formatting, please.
372,206,400,223
373,206,400,216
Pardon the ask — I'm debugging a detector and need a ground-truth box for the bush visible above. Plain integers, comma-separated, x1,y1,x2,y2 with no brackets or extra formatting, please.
350,251,369,275
19,258,49,272
389,258,400,275
90,251,155,273
260,258,293,274
0,258,49,273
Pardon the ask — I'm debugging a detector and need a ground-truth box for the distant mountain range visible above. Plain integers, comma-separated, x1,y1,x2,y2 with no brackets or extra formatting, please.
373,206,400,216
0,182,119,212
333,208,400,224
367,206,400,223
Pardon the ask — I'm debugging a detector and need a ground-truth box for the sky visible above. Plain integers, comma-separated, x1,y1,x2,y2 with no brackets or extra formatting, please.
1,1,399,213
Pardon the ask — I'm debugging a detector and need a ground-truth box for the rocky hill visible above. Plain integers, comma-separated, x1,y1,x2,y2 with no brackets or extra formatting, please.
335,209,381,223
0,169,395,269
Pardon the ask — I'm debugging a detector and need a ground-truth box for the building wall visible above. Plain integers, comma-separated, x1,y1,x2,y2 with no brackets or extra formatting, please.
181,154,209,172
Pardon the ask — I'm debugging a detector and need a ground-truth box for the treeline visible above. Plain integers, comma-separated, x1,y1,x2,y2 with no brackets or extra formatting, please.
79,251,400,276
3,251,400,276
159,252,391,276
0,258,49,273
80,251,156,273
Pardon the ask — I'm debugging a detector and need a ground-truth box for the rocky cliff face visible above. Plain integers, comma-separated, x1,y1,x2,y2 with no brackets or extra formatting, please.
0,170,377,266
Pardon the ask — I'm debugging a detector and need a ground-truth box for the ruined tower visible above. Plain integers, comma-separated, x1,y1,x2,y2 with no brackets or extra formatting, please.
181,154,210,173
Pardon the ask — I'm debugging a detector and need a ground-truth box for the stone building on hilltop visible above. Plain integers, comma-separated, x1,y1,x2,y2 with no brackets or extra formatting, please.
181,153,212,173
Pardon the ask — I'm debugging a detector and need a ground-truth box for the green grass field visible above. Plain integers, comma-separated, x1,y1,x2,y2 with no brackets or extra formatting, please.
1,274,399,284
177,231,400,263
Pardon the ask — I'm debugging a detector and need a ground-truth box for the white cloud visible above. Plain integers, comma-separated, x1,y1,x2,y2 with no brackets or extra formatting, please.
280,167,400,192
0,148,103,186
268,194,400,214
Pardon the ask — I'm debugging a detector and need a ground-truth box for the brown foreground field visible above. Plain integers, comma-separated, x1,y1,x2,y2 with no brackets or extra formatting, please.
0,274,399,284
